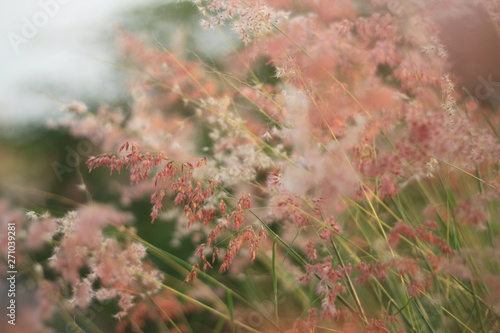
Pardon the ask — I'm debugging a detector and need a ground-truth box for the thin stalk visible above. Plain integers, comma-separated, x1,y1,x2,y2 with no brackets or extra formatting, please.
330,238,368,324
272,238,280,327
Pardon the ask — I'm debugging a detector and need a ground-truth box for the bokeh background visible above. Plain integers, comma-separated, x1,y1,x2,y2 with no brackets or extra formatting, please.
0,1,235,331
2,1,500,332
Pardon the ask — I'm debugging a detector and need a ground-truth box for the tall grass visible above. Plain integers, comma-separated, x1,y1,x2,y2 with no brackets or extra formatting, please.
2,0,500,332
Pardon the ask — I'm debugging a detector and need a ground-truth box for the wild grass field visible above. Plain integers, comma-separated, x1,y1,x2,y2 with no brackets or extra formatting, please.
1,0,500,332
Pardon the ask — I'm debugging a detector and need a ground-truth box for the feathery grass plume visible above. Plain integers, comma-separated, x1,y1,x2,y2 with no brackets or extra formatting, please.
10,0,500,331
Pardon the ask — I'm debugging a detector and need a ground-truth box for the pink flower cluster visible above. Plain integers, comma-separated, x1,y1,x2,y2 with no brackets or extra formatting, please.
18,0,500,331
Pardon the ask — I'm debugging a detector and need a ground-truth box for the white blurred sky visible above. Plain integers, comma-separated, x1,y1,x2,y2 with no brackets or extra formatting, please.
0,0,159,125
